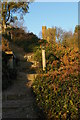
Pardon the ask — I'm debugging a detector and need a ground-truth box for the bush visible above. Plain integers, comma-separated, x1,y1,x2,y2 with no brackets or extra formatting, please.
33,72,79,119
32,42,80,119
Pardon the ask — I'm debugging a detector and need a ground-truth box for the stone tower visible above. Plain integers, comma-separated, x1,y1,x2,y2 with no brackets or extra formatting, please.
42,26,47,40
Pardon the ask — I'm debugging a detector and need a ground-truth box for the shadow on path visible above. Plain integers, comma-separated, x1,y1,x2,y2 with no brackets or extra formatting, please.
2,43,45,119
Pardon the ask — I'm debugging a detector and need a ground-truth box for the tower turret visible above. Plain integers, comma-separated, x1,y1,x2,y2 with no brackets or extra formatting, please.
42,26,47,40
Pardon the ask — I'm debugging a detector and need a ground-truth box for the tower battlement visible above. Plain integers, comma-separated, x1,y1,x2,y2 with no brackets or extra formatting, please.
42,26,56,43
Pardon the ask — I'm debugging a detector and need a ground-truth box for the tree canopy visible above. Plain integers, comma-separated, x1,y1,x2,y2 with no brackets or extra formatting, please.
1,1,33,32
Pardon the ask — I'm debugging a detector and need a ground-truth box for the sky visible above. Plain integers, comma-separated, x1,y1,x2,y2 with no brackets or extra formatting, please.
35,0,79,2
23,2,78,37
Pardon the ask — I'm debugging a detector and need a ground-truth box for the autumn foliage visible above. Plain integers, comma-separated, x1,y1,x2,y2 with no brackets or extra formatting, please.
32,26,80,119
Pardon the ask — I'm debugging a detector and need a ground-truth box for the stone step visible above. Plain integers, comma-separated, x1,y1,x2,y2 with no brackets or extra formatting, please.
3,100,34,110
2,107,39,119
3,94,29,101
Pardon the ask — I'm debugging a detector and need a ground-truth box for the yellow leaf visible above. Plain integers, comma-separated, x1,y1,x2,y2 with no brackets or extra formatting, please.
70,100,73,105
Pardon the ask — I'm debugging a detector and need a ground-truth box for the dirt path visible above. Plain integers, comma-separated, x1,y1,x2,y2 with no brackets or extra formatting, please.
2,43,43,119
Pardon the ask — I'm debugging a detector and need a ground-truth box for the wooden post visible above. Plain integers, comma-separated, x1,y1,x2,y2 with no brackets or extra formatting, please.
42,46,46,71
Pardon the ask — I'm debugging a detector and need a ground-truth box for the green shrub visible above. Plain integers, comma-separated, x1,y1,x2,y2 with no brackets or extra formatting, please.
33,70,79,119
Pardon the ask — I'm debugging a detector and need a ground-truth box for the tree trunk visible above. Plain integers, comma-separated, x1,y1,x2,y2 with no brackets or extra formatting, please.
2,20,6,33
